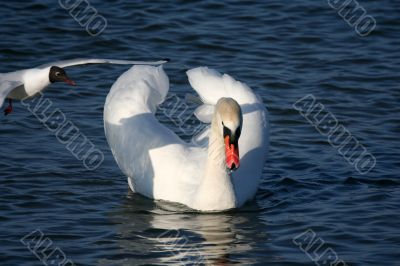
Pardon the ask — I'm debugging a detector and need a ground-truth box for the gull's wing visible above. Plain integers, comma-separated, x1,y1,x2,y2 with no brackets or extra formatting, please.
0,80,23,107
37,58,169,69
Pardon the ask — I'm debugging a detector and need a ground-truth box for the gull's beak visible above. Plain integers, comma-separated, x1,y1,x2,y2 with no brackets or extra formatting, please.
224,135,240,171
64,76,76,86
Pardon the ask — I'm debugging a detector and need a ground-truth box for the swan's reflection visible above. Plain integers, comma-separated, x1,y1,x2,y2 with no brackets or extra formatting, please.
105,190,265,265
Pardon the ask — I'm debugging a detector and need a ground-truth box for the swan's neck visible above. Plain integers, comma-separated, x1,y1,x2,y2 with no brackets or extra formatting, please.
192,116,236,211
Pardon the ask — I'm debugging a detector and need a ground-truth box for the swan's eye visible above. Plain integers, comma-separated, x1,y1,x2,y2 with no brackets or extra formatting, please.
55,72,61,76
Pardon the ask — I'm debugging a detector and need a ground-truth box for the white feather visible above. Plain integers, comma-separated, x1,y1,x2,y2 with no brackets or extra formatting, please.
104,65,269,211
193,104,214,123
0,58,168,108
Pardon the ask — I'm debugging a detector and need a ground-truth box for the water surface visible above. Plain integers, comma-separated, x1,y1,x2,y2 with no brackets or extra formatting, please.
0,1,399,265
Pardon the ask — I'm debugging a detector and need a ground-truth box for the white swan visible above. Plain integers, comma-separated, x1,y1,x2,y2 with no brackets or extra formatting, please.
104,65,269,211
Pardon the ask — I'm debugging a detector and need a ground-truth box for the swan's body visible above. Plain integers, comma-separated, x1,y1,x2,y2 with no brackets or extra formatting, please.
104,65,269,211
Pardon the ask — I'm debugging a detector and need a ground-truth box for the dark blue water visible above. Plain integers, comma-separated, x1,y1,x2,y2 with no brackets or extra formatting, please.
1,1,399,265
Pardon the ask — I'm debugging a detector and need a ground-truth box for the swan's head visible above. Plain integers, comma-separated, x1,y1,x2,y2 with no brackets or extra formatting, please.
49,66,76,86
215,97,243,171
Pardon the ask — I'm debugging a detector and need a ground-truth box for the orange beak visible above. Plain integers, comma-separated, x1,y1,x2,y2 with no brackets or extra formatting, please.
225,136,240,171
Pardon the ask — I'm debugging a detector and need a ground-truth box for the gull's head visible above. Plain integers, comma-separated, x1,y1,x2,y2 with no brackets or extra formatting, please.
49,66,76,86
215,97,243,171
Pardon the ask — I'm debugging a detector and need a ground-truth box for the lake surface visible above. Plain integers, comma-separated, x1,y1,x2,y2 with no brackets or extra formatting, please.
0,1,399,265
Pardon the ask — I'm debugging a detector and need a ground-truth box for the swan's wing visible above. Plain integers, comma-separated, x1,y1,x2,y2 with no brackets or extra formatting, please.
187,67,260,106
0,79,23,107
186,67,269,205
104,65,206,205
37,58,169,69
193,104,214,123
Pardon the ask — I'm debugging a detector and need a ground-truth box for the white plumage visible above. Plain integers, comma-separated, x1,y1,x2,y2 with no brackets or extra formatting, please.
104,65,269,211
0,58,168,108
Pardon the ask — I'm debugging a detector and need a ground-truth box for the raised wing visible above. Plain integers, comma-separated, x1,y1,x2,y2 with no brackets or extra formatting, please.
37,58,169,69
104,65,206,203
0,80,23,108
193,104,214,123
187,67,260,106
